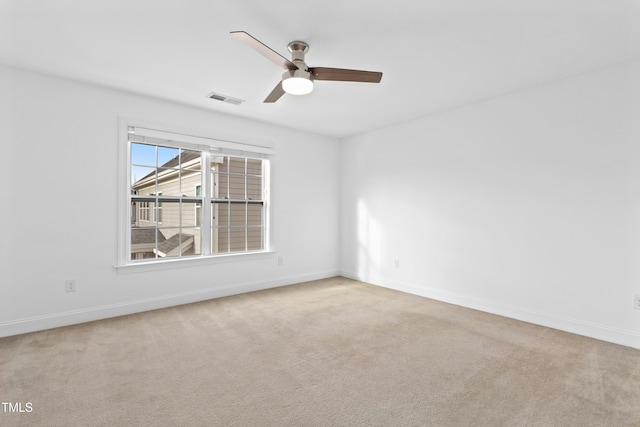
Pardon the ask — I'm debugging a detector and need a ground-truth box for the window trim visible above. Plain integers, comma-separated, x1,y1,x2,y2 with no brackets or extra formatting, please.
155,192,163,224
195,184,202,227
117,118,274,272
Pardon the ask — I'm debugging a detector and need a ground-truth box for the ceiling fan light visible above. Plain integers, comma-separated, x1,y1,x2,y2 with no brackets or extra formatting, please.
282,76,313,95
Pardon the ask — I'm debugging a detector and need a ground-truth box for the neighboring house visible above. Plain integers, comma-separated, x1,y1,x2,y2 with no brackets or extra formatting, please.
130,147,264,260
131,149,201,260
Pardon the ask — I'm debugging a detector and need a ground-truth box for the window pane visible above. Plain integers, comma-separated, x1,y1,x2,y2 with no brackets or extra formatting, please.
211,156,224,170
247,203,262,226
247,159,262,176
131,143,156,167
215,173,229,199
216,201,229,227
247,227,263,251
218,156,229,173
181,150,201,166
229,157,245,174
229,228,246,252
158,201,179,227
181,150,202,187
228,174,245,199
214,227,230,253
247,176,262,200
130,227,161,260
230,203,245,227
158,146,180,166
157,228,196,258
131,166,157,189
180,172,202,197
184,228,201,256
133,201,152,225
175,201,198,228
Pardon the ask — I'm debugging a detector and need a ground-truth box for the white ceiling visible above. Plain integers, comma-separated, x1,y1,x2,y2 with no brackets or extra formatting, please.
1,0,639,138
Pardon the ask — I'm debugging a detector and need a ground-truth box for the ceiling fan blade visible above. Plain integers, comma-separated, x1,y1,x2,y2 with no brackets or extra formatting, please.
264,81,286,103
230,31,297,70
309,67,383,83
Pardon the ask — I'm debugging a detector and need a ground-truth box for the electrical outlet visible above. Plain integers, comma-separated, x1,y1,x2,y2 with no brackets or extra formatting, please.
65,280,76,293
394,259,400,268
277,256,284,266
634,294,640,310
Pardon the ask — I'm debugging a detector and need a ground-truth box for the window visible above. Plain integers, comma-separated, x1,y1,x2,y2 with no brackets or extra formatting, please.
139,201,150,222
122,124,272,265
212,156,265,252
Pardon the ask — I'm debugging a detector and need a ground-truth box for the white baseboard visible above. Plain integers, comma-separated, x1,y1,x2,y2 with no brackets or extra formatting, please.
340,270,640,350
0,270,339,338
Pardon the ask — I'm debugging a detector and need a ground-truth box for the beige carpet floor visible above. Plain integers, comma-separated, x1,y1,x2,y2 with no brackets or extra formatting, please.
1,277,639,426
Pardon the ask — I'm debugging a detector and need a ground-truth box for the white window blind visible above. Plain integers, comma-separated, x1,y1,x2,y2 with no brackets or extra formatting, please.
128,126,274,158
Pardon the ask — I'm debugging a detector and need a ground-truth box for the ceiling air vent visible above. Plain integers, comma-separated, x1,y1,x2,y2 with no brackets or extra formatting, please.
207,92,244,105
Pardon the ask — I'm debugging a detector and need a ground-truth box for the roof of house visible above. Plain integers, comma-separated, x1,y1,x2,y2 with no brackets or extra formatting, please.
131,227,166,245
157,233,194,255
134,149,201,186
157,150,201,169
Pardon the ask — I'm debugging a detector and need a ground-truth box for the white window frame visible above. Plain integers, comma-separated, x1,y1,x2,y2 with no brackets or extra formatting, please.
155,192,163,224
117,119,274,272
195,184,202,227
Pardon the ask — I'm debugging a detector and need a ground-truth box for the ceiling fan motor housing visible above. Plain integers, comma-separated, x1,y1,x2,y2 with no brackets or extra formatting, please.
282,68,313,94
283,68,312,81
282,41,313,94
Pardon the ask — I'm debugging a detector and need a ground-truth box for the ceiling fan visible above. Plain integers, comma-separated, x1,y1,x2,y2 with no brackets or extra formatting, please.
230,31,383,103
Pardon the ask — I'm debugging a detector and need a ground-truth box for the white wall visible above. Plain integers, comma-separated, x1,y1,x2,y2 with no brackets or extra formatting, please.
4,60,640,349
340,60,640,348
0,65,340,337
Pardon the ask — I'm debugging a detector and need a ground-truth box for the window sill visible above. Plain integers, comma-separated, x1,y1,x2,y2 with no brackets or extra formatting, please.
116,251,275,274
